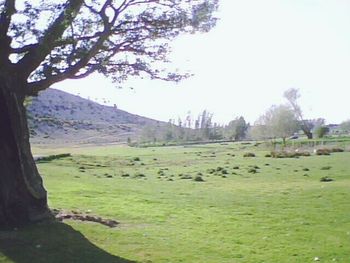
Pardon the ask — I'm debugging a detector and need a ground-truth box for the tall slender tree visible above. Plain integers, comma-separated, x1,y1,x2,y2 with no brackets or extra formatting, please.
283,88,313,139
0,0,218,226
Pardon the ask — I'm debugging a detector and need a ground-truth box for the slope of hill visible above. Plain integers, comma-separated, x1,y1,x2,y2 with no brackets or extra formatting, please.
27,88,162,145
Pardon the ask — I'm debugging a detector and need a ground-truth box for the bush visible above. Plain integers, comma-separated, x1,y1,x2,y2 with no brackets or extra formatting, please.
157,170,165,176
314,126,329,138
320,176,334,182
243,152,255,157
221,169,228,174
331,147,344,153
180,174,192,180
133,173,145,178
207,168,215,174
36,153,71,162
315,149,331,156
270,151,310,158
193,176,205,182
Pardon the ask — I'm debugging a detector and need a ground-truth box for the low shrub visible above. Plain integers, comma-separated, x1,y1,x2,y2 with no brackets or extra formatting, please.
221,169,228,175
250,165,260,169
331,147,344,153
193,176,205,182
157,170,165,176
320,176,334,182
315,148,331,156
243,152,255,157
180,174,192,180
248,168,257,174
36,153,71,162
207,168,215,174
133,173,145,178
270,151,310,158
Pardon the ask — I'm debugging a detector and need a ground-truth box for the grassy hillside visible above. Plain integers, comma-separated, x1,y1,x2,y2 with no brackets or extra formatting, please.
1,142,349,262
27,89,163,145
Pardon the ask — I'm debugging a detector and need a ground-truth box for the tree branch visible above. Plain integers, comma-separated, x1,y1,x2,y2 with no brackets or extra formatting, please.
0,0,16,37
17,0,84,77
0,0,16,65
26,63,100,96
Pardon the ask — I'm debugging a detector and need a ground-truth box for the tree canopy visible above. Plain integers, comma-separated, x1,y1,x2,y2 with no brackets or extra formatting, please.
0,0,218,226
0,0,218,96
283,88,313,139
252,104,299,145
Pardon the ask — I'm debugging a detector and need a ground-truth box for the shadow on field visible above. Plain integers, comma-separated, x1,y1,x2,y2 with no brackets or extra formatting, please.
0,222,136,263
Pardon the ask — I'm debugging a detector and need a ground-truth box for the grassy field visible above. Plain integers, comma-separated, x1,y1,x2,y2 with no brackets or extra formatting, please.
1,142,350,262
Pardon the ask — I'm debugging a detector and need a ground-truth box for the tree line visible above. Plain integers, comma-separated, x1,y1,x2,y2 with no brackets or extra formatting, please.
137,88,350,145
137,111,249,144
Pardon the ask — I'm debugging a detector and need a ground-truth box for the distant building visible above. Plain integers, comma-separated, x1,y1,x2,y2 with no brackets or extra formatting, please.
326,124,341,134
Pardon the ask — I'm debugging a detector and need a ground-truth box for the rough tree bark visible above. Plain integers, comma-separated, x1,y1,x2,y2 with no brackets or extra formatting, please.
0,74,51,227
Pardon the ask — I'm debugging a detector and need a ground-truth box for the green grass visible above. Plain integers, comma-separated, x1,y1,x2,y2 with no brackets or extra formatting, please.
1,142,350,262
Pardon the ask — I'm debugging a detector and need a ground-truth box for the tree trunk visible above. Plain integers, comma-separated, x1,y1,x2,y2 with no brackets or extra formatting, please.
300,122,313,139
303,128,313,139
0,76,51,227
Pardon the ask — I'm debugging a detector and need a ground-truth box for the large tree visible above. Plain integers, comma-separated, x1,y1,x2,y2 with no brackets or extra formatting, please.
225,116,248,141
253,105,299,146
283,88,313,139
0,0,218,226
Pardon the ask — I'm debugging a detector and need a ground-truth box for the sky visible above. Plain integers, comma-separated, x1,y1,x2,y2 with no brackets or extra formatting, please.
54,0,350,125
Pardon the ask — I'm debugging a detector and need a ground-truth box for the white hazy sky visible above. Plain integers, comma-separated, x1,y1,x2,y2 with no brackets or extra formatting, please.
54,0,350,124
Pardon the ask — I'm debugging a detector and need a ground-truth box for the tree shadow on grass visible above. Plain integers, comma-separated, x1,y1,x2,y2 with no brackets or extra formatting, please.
0,222,136,263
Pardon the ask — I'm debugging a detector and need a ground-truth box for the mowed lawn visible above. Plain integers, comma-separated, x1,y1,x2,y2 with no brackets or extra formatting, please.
1,143,350,263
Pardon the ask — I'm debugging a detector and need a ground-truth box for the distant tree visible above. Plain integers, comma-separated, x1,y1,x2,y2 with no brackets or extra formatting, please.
314,126,329,138
249,124,270,141
0,0,218,225
284,88,313,139
311,118,325,129
256,105,299,146
200,110,213,139
340,119,350,133
209,122,223,140
225,116,248,141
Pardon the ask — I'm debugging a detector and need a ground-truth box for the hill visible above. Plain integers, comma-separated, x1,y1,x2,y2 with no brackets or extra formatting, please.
27,88,163,145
